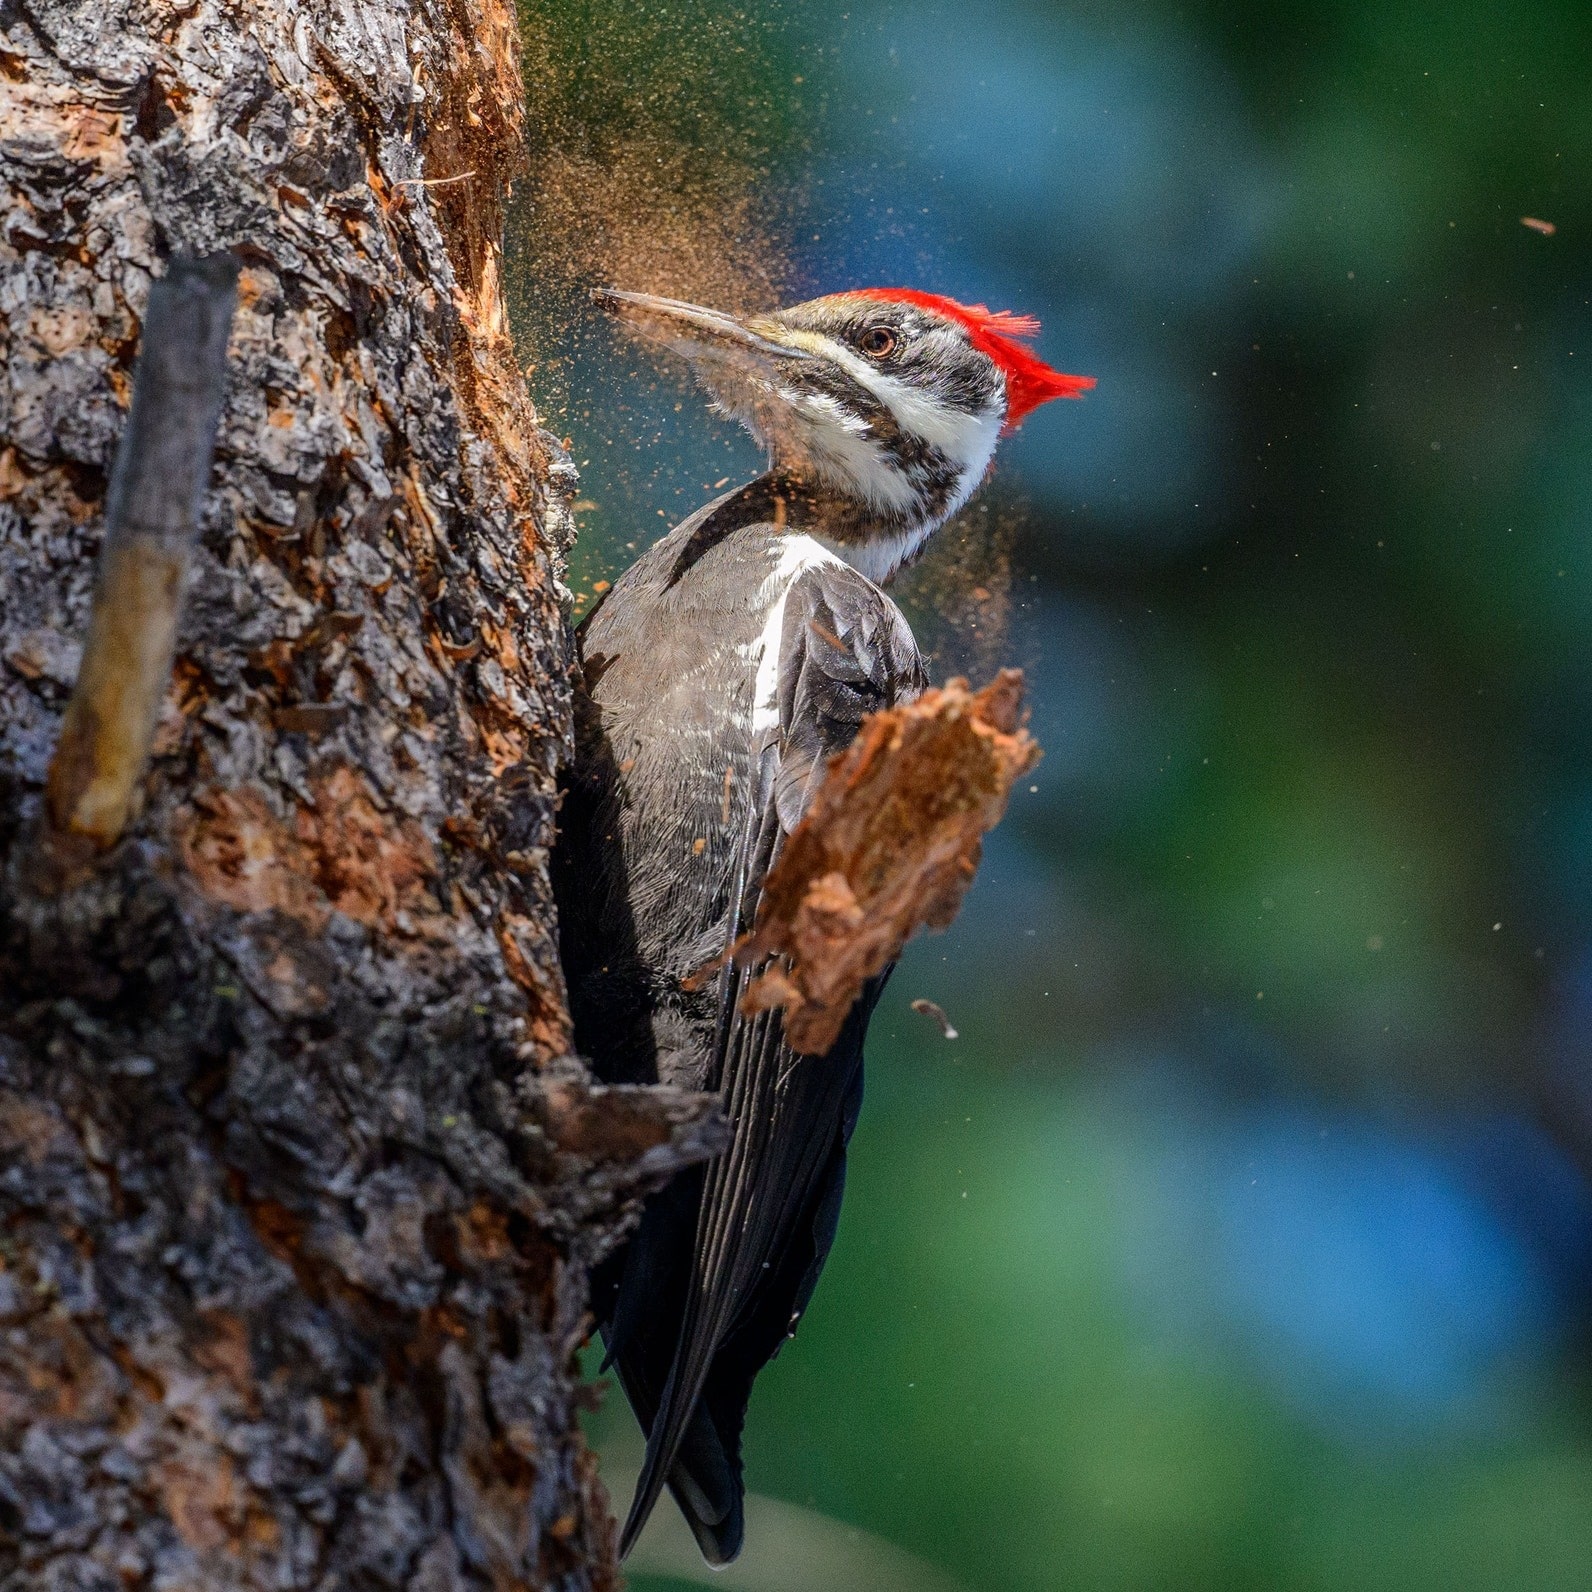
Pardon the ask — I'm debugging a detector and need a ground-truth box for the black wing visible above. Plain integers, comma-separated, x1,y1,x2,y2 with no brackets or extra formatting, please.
616,560,925,1562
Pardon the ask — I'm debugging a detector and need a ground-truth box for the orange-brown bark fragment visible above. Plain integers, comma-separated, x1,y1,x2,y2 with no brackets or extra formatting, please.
499,909,575,1052
176,771,441,936
736,670,1042,1054
174,787,329,930
295,766,439,931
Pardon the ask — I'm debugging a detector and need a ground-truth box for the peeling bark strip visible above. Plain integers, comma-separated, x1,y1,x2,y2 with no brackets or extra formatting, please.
737,671,1042,1055
0,3,717,1590
45,254,238,851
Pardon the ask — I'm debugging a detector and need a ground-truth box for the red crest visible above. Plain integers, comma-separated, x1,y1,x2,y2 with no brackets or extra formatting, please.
854,288,1095,431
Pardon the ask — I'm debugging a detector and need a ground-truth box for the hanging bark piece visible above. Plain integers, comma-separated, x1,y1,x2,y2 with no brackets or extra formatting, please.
738,670,1041,1054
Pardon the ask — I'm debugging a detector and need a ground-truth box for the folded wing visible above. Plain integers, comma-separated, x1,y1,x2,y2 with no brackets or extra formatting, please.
616,560,926,1562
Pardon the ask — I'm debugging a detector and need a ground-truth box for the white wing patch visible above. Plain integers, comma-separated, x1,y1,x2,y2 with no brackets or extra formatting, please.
749,535,846,739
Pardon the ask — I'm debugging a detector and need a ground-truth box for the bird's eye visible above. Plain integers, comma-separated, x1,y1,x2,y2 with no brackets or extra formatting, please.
857,326,897,359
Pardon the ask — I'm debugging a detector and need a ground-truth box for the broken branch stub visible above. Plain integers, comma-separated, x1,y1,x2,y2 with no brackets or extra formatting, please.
44,254,238,850
738,669,1041,1054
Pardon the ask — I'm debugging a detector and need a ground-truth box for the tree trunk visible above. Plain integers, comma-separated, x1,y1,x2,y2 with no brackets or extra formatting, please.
0,3,719,1588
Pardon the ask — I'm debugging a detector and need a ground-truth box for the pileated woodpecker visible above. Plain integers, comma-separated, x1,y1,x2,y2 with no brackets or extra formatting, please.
554,287,1091,1563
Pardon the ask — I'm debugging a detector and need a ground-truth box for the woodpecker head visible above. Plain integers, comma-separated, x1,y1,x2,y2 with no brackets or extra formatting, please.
595,286,1093,582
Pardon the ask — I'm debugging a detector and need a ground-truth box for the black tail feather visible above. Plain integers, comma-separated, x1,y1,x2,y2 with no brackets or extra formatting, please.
666,1403,745,1565
619,1385,745,1562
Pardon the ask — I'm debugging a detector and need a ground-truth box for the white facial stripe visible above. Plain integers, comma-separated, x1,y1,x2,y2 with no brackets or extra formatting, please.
875,372,1004,469
686,317,1006,584
793,331,1004,469
772,330,1003,533
706,376,918,515
766,386,920,513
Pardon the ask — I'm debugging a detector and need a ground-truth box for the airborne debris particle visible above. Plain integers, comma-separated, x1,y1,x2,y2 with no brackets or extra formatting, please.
1520,216,1556,235
911,999,959,1040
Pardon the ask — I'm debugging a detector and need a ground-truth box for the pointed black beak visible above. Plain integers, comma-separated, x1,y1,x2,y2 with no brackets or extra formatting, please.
591,288,815,459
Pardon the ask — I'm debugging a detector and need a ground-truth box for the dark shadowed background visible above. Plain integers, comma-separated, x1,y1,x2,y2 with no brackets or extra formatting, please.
508,1,1592,1585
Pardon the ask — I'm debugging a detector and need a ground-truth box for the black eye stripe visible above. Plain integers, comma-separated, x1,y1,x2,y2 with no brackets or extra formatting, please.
866,353,1001,414
795,365,961,495
776,303,1001,411
801,363,896,426
802,352,998,435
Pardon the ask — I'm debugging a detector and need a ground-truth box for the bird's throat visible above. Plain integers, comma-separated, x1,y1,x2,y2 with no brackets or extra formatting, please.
753,471,948,586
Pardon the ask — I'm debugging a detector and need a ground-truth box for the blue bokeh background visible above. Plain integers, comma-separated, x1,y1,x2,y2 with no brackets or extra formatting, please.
509,1,1592,1583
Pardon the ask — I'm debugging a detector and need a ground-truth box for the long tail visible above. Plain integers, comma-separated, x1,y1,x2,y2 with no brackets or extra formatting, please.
616,1003,781,1559
611,1324,746,1563
666,1402,745,1564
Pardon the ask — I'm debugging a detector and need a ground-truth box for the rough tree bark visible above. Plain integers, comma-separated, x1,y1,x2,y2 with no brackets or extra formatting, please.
0,3,722,1589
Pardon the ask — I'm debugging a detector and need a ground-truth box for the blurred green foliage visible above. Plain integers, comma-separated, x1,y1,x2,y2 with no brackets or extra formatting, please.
511,0,1592,1585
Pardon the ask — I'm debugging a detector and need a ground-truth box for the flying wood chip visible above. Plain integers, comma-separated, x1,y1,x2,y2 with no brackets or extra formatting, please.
736,669,1041,1053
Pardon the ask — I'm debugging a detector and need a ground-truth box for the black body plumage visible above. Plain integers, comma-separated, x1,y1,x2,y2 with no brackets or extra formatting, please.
554,480,926,1562
555,279,1087,1564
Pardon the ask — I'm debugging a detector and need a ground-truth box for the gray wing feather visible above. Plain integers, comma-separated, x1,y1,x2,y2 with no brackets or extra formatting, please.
619,561,925,1558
